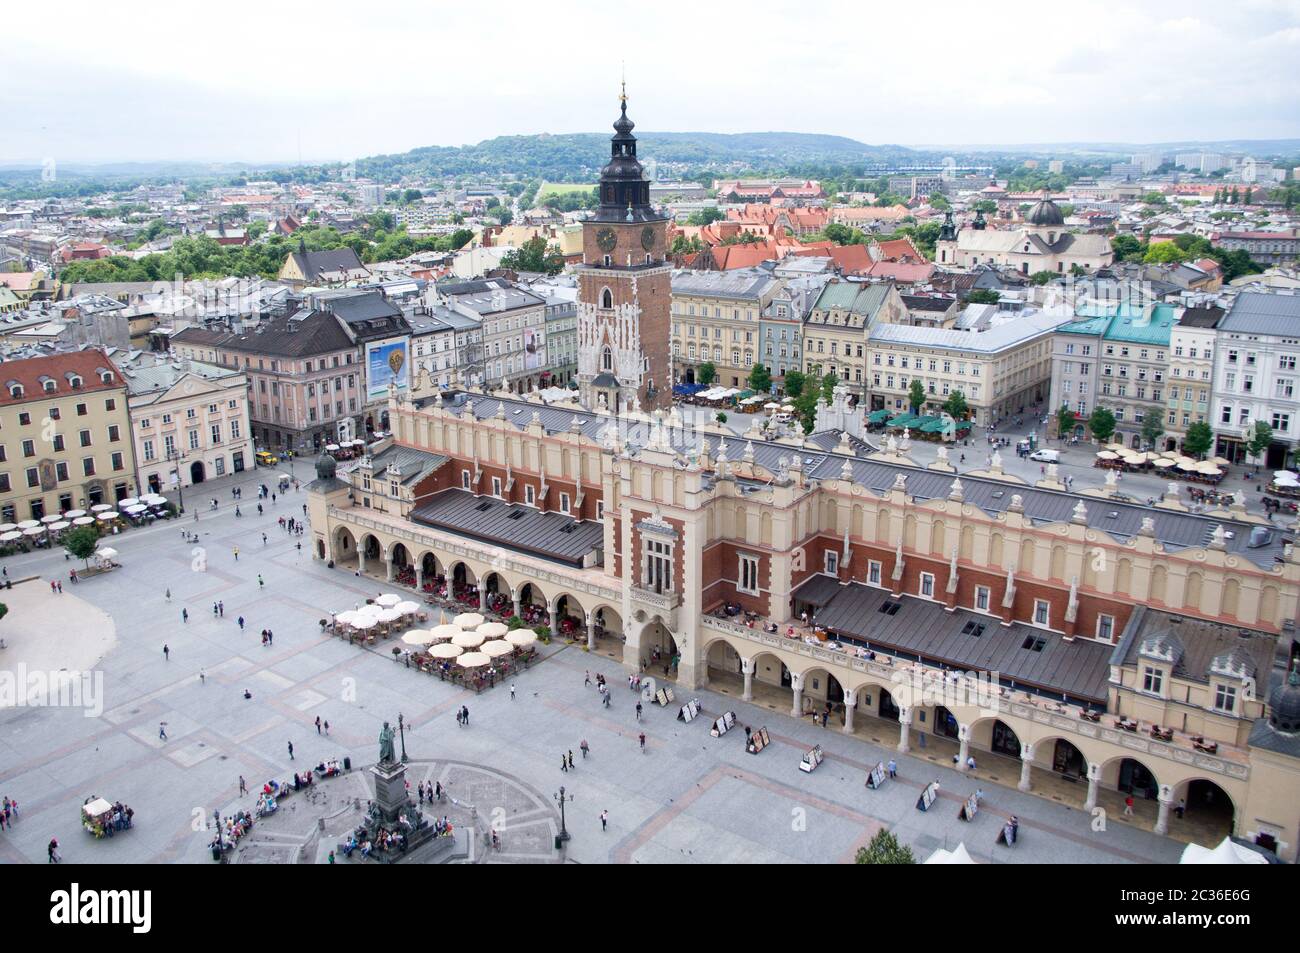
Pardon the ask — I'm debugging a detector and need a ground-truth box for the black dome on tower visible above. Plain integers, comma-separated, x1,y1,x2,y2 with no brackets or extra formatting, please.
1025,196,1065,227
594,85,663,224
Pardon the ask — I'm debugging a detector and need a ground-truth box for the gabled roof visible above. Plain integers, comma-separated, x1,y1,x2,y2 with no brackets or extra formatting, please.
1219,291,1300,336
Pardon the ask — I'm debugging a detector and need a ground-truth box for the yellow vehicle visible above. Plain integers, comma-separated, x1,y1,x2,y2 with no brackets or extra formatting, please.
255,451,279,466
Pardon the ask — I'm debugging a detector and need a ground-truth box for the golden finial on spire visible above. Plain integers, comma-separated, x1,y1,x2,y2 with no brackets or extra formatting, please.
619,63,627,106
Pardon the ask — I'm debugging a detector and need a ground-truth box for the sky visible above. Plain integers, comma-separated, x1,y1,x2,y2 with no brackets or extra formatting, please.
2,0,1299,165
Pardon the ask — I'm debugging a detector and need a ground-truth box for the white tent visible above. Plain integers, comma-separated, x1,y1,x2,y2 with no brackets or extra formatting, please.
1179,837,1268,865
924,842,976,864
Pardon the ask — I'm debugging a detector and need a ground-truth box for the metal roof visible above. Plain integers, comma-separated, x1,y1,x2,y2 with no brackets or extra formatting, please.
1219,291,1300,336
410,488,602,567
810,581,1113,702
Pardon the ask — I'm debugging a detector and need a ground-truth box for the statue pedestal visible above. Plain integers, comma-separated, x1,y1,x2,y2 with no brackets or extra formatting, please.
371,760,408,824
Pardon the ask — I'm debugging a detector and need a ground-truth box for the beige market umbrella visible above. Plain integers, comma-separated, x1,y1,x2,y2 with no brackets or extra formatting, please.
1210,456,1232,467
375,593,401,608
401,629,435,646
48,520,71,531
395,600,421,615
429,643,462,659
1152,458,1175,468
452,630,485,648
16,520,39,529
475,622,509,639
1096,451,1118,460
429,624,462,642
505,630,537,648
453,612,484,630
72,516,95,526
457,652,490,669
96,511,120,521
1198,465,1223,477
0,531,21,542
480,640,513,658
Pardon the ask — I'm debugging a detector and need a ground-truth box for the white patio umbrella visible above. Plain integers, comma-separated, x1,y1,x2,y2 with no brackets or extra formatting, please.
1152,458,1175,468
96,511,119,521
124,504,147,514
95,547,118,560
452,630,485,648
376,607,404,624
40,514,63,524
1095,450,1118,460
375,593,401,607
429,643,462,659
143,495,168,506
0,523,15,533
90,504,113,512
48,520,71,531
395,600,421,615
401,630,435,646
334,611,360,626
457,652,490,668
0,531,21,542
64,510,86,518
118,498,141,507
277,473,291,480
326,444,340,451
16,520,39,529
505,630,537,648
453,612,484,630
23,526,46,537
429,623,462,642
72,517,95,526
480,640,512,658
475,622,509,639
352,615,380,629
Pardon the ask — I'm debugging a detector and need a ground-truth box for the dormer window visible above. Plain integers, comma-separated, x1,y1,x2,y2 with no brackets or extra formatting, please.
100,372,113,384
70,376,83,389
43,380,56,393
8,384,22,399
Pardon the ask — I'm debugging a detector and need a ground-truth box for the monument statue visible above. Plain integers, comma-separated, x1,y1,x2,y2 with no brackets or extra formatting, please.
378,721,397,765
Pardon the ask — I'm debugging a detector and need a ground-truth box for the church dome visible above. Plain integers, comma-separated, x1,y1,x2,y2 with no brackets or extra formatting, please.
1025,198,1065,227
1268,669,1300,735
315,452,338,481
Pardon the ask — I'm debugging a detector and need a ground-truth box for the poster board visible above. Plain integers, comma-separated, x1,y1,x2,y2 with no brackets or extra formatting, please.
916,781,939,812
678,698,701,723
799,744,824,773
711,711,736,737
747,725,770,754
866,761,887,790
656,686,675,707
959,792,980,822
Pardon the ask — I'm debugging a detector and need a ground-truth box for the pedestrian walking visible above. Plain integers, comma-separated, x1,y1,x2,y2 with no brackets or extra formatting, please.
602,692,611,708
159,722,167,740
567,750,574,770
239,776,248,796
561,754,568,773
262,533,267,545
163,643,170,660
510,683,516,700
199,670,205,686
635,701,642,721
323,720,330,735
580,739,589,759
182,608,188,623
218,601,224,617
165,588,171,602
287,740,294,760
48,837,60,863
600,810,608,832
233,547,239,561
584,670,591,687
315,716,322,734
462,706,469,726
258,574,264,588
237,615,245,631
213,603,219,617
638,732,646,752
1123,795,1134,816
887,759,897,779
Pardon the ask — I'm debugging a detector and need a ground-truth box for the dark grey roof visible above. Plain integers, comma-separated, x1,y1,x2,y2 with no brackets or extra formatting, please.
348,444,446,487
291,247,366,282
173,310,355,358
318,290,402,324
1178,305,1224,328
809,581,1112,703
791,573,842,608
410,489,602,567
590,373,619,388
417,391,1292,569
1219,292,1300,336
1117,608,1276,686
1025,198,1065,227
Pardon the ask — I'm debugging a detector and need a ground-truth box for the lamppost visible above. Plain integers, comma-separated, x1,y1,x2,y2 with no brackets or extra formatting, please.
554,786,573,844
397,712,408,763
165,450,187,512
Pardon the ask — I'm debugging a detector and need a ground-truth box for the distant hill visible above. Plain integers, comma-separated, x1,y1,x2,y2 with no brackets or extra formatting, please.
354,131,917,182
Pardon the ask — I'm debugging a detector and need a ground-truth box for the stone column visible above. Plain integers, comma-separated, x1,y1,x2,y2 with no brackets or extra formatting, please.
512,589,521,619
478,586,487,612
1018,747,1034,792
741,657,755,702
897,706,912,754
358,549,366,574
586,614,596,651
1154,787,1174,836
1084,762,1101,812
414,566,424,592
385,556,394,582
789,673,804,719
957,727,970,770
549,605,559,636
842,690,857,734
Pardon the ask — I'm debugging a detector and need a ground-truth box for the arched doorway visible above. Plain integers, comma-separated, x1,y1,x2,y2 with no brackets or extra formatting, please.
148,474,162,494
1178,779,1235,842
361,534,381,575
518,582,547,626
1050,738,1087,779
390,543,412,586
190,460,205,484
420,552,442,595
1118,757,1159,799
640,620,679,679
482,572,509,615
705,638,745,691
990,720,1021,757
934,705,961,739
553,593,584,640
590,604,623,661
333,527,357,568
877,688,900,721
450,562,478,606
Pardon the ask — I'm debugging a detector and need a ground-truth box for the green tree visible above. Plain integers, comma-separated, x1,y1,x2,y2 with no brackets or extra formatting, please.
942,390,969,421
1183,420,1213,458
63,526,100,568
1247,420,1273,460
1110,233,1145,263
782,370,805,399
697,362,716,386
748,364,772,393
972,200,998,214
686,207,725,226
1057,404,1077,438
966,289,1000,305
854,829,916,865
715,412,728,424
1029,270,1056,285
821,373,840,402
928,193,951,211
0,602,7,622
1141,413,1165,449
499,236,564,275
908,378,926,413
1087,406,1116,443
1143,241,1188,265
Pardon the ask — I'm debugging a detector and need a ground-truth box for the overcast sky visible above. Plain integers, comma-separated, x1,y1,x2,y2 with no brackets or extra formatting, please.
3,0,1299,165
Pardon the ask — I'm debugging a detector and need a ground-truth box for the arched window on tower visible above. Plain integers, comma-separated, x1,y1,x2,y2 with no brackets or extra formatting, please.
601,288,613,309
602,347,613,372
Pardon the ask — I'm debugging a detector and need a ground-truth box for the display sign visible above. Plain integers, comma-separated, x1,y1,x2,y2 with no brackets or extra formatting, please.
799,744,824,773
656,686,675,707
746,726,770,754
866,762,887,790
366,339,409,400
916,781,939,812
523,326,542,370
711,711,736,737
959,792,980,822
678,698,701,723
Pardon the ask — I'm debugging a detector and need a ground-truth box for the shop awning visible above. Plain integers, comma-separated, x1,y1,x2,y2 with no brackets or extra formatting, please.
867,409,891,424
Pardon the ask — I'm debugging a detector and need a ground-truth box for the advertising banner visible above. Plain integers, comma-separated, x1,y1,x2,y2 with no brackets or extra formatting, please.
366,339,409,400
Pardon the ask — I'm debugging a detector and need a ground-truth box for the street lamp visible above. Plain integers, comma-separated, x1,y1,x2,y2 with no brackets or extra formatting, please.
553,786,573,844
398,712,408,763
166,450,187,512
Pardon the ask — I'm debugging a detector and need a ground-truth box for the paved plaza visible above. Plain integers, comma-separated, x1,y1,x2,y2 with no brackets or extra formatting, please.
0,466,1190,864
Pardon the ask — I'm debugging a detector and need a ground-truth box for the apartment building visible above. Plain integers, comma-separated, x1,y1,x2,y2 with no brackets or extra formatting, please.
802,279,906,397
671,270,782,387
1164,306,1221,453
124,357,253,492
437,279,547,393
0,350,135,522
1212,292,1300,467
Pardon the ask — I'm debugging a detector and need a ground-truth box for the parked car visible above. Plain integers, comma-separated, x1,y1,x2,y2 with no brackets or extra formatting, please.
1029,449,1060,463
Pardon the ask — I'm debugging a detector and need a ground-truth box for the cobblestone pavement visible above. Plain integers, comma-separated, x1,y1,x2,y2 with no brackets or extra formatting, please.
0,481,1188,864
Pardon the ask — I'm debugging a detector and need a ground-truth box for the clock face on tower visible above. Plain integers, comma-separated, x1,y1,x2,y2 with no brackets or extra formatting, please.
641,226,655,252
596,228,617,253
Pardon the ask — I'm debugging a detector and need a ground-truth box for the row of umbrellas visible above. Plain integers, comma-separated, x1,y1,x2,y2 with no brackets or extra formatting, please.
0,497,153,538
336,599,535,669
1095,447,1229,476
